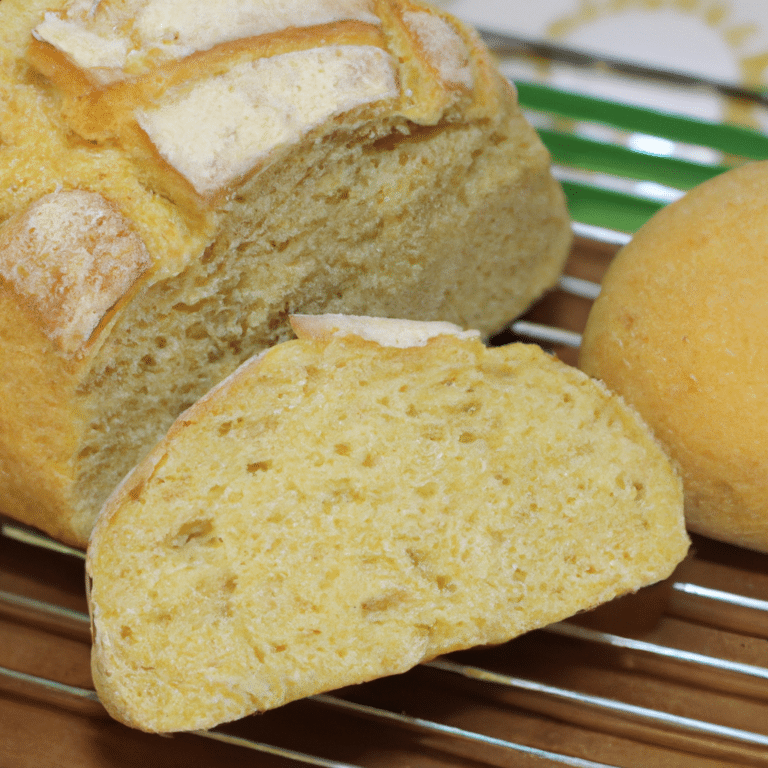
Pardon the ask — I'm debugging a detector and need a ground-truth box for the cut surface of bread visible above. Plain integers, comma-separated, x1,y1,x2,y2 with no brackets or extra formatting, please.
87,316,689,733
0,0,571,547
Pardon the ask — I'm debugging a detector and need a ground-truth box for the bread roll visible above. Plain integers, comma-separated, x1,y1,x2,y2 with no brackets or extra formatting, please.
0,0,571,548
87,314,688,733
579,162,768,552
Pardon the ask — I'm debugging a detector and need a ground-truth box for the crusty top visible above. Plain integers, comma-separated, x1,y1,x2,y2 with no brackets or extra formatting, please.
0,0,504,356
28,0,487,201
33,0,383,78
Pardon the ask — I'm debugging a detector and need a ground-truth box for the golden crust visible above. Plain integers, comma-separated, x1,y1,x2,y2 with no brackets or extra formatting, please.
0,285,84,543
27,1,495,207
580,161,768,553
31,20,397,207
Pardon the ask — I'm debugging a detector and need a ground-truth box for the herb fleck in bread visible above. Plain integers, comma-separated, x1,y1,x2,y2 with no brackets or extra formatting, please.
0,0,571,547
87,315,689,734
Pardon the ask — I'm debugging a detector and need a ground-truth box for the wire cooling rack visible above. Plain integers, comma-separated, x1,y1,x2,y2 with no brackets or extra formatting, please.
3,32,768,768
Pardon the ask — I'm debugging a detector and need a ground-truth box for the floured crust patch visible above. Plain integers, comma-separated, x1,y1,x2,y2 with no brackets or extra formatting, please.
138,45,398,196
34,0,381,80
290,313,481,347
401,10,472,89
0,190,151,355
30,1,397,199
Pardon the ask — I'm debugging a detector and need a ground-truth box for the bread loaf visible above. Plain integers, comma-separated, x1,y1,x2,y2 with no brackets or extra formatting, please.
580,162,768,552
87,314,689,733
0,0,571,547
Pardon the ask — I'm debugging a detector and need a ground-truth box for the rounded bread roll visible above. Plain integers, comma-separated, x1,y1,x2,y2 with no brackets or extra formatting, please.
579,161,768,552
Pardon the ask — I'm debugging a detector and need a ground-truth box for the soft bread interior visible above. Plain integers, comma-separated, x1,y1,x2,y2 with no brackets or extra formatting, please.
0,1,571,547
88,326,688,733
70,102,569,541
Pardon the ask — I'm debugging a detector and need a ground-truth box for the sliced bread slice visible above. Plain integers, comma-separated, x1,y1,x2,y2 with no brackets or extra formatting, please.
87,315,689,733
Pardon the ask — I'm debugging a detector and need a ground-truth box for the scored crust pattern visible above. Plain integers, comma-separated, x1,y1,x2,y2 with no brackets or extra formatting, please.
30,0,479,199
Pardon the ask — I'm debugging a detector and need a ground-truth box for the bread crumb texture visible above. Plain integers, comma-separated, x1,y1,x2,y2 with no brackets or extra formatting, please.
88,334,688,733
0,0,571,547
580,161,768,553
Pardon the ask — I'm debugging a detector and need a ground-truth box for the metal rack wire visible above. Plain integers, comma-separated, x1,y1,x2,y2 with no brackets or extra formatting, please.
4,300,768,768
3,32,768,768
4,229,768,764
4,341,768,767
